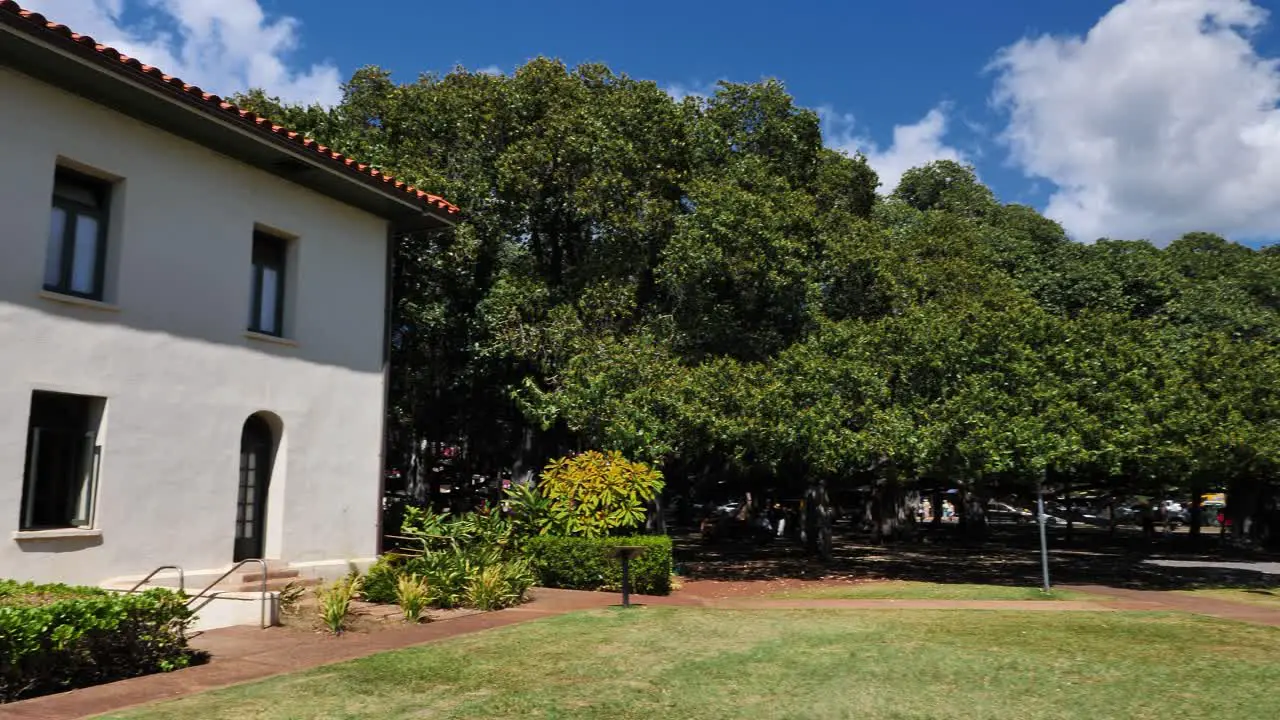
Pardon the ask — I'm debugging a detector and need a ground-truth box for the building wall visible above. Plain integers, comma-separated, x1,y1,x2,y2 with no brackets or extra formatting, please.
0,67,389,585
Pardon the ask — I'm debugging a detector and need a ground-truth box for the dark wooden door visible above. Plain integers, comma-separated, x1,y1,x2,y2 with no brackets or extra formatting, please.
235,415,273,561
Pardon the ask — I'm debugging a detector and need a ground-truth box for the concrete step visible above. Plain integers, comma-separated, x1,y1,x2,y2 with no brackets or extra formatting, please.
220,576,321,594
239,567,301,583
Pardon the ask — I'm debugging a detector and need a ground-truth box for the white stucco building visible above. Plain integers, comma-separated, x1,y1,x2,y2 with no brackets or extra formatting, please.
0,2,457,600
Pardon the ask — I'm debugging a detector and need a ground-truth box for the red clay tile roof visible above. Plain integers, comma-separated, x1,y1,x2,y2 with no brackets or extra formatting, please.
0,0,459,217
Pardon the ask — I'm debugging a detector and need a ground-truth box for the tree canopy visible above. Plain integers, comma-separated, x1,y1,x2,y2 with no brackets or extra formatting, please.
236,58,1280,545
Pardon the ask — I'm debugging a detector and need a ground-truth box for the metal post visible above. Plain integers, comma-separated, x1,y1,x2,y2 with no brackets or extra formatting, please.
621,554,631,608
1037,475,1051,593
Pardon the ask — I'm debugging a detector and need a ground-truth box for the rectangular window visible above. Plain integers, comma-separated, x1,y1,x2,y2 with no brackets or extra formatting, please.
249,231,287,336
20,391,104,530
46,168,110,300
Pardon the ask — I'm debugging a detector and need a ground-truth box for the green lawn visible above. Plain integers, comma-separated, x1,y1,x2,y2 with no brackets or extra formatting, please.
768,580,1096,601
1177,587,1280,608
108,608,1280,720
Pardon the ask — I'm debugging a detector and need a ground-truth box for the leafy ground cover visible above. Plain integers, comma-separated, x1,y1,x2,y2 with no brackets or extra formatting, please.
108,608,1280,720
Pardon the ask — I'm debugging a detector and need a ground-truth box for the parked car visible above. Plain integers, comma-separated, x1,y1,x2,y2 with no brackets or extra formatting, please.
988,501,1067,525
1045,501,1108,527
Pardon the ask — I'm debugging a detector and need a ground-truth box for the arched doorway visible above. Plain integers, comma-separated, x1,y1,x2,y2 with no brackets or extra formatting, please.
235,414,275,561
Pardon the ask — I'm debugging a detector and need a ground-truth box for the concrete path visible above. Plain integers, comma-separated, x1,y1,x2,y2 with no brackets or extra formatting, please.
1143,558,1280,576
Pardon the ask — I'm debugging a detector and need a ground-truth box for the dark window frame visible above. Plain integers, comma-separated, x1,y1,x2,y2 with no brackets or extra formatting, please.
249,231,288,337
19,391,103,531
47,168,110,301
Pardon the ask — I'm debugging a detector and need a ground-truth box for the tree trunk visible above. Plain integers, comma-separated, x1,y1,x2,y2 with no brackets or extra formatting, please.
1226,478,1257,542
1189,484,1203,539
1063,475,1074,542
804,479,833,560
931,489,943,527
511,426,537,486
870,473,918,543
960,487,988,538
646,494,666,534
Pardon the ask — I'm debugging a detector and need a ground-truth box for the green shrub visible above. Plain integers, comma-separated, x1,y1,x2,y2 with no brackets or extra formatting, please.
364,505,539,613
464,560,536,611
465,565,513,611
522,535,673,595
0,581,197,703
401,506,515,555
411,549,472,609
501,558,537,602
395,575,431,623
538,451,665,537
361,555,403,604
316,574,362,635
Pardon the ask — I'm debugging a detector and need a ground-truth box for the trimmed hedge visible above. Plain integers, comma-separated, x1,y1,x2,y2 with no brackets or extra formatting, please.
522,535,673,595
0,580,198,703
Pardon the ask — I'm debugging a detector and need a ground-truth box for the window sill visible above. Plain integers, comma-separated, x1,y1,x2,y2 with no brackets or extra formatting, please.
38,290,120,313
13,528,103,541
245,330,298,347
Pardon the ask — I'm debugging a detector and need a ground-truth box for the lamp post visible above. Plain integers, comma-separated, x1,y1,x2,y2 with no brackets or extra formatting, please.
1037,470,1051,593
608,546,647,607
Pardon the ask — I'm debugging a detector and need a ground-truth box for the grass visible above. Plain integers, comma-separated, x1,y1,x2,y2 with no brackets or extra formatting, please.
1177,587,1280,608
768,580,1096,601
106,608,1280,720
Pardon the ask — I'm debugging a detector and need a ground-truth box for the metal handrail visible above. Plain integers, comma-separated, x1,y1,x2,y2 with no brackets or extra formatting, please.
185,559,270,629
128,565,184,594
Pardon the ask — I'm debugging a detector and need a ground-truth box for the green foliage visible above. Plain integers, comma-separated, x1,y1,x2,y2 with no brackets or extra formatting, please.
539,451,665,537
395,575,431,623
361,555,403,604
523,535,673,595
464,560,536,611
316,574,362,635
0,581,195,703
363,504,534,612
464,565,511,612
278,581,307,615
503,481,556,536
401,506,516,555
409,549,472,609
240,58,1280,545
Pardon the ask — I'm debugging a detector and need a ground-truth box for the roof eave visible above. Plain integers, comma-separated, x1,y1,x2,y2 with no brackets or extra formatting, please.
0,10,457,230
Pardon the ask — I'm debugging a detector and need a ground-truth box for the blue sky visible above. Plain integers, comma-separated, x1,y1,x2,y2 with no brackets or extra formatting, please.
27,0,1280,246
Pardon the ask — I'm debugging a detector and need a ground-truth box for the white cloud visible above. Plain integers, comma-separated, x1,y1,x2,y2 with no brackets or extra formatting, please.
24,0,342,106
822,106,969,194
663,80,720,103
991,0,1280,242
475,65,504,76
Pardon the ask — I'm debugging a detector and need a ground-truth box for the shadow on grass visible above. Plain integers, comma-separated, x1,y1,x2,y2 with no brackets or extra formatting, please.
672,523,1280,592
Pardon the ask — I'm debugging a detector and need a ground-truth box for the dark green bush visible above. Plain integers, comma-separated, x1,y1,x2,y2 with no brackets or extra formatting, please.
361,555,403,604
522,535,673,595
0,580,198,703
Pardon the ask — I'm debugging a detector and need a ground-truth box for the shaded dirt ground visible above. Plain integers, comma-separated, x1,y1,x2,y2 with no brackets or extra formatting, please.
672,521,1280,591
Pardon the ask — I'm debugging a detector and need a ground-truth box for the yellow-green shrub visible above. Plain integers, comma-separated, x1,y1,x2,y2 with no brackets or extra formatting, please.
539,450,664,537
